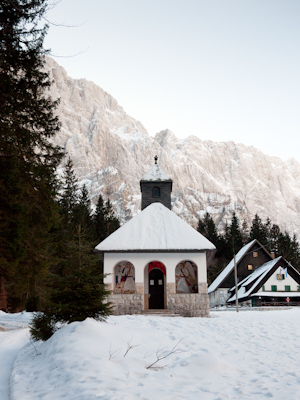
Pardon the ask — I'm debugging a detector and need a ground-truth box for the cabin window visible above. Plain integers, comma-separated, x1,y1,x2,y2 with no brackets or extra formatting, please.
277,274,285,280
248,265,253,271
152,186,160,197
285,285,291,292
271,285,277,292
262,285,265,292
298,286,300,292
253,252,258,258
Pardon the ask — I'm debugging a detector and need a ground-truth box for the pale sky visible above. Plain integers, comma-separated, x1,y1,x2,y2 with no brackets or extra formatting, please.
44,0,300,162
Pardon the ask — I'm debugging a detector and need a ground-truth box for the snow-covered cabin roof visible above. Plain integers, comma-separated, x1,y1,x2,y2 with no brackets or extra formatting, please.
208,240,258,293
228,257,280,302
141,164,172,181
95,202,216,252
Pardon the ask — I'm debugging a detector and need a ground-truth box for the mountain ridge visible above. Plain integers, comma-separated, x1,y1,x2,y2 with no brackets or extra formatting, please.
46,57,300,236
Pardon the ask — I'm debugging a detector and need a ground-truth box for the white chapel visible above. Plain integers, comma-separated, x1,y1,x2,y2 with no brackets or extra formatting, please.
95,157,215,317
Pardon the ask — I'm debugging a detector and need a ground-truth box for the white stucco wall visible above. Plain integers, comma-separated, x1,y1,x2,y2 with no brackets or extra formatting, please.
257,267,300,292
103,252,207,286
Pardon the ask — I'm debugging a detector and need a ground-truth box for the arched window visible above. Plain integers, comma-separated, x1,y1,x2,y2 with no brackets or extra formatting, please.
114,261,135,294
152,186,160,197
175,260,198,293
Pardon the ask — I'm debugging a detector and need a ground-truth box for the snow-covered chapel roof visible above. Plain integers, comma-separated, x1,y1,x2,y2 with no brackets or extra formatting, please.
95,202,216,252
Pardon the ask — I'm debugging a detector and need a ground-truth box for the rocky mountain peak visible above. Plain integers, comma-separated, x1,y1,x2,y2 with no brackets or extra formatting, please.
46,57,300,236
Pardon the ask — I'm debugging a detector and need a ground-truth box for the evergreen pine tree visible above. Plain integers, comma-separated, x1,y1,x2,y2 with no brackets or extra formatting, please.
31,178,116,341
249,214,267,245
51,224,111,323
265,217,272,239
92,194,106,243
73,184,93,240
104,198,120,238
30,224,112,341
197,212,229,285
91,194,120,278
0,0,63,310
290,234,300,270
197,215,206,236
58,158,79,225
92,195,120,244
241,219,250,244
267,223,281,255
197,212,218,246
275,231,300,269
226,212,243,257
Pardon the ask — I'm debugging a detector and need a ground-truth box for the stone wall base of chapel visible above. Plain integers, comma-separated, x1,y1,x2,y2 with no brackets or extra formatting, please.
106,282,209,317
167,293,209,317
107,294,144,315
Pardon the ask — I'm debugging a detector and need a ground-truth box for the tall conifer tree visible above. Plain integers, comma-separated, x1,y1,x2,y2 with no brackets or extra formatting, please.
197,212,228,284
241,219,250,244
93,194,106,243
249,214,267,245
197,212,218,246
92,195,120,244
73,184,94,241
104,198,120,238
58,158,79,225
0,0,62,310
31,165,115,341
226,212,243,257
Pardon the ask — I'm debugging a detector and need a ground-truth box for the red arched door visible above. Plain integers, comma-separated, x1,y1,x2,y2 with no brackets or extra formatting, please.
149,268,164,309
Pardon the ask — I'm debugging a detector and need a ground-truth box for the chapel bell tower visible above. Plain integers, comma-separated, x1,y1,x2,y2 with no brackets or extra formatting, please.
140,156,173,210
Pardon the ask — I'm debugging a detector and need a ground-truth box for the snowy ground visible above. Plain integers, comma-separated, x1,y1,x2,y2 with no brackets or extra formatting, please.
1,309,300,400
0,311,32,400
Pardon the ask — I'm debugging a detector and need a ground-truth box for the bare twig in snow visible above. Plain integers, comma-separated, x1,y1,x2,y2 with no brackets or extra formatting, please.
146,339,183,370
109,344,121,360
124,336,140,357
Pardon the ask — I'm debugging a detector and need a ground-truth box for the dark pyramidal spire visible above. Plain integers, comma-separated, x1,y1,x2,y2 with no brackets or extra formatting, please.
140,156,173,210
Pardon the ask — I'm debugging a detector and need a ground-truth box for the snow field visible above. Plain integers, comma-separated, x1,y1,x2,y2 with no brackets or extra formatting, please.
2,309,300,399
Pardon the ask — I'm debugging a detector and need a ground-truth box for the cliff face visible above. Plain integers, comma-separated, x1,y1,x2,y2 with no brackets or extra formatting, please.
47,57,300,234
